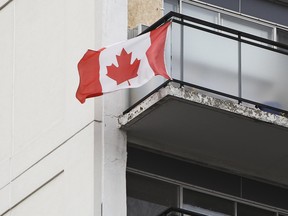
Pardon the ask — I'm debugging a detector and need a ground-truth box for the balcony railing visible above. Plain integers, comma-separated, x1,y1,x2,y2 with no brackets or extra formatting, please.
158,207,208,216
129,11,288,116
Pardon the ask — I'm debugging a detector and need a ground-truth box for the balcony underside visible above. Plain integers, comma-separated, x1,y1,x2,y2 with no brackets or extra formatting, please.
119,81,288,187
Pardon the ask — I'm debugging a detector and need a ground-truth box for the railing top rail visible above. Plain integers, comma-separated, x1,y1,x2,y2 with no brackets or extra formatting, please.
140,11,288,51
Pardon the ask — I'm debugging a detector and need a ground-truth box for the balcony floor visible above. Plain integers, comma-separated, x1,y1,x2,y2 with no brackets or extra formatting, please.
119,82,288,187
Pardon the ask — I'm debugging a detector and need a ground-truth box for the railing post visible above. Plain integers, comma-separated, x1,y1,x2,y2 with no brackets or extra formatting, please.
180,17,184,81
238,32,242,102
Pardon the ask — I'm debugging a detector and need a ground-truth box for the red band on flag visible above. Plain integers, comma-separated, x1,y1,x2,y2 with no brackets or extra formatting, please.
146,22,171,80
76,49,104,103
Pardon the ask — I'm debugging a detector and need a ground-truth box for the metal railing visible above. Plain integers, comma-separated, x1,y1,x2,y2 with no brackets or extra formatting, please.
127,11,288,116
157,207,208,216
142,11,288,52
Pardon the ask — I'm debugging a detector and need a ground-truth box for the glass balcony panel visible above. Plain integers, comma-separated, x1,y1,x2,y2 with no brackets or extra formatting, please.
241,43,288,111
129,22,181,106
169,22,181,80
183,26,239,96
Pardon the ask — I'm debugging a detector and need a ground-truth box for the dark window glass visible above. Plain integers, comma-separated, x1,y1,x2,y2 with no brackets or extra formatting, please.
198,0,239,12
237,203,275,216
242,178,288,210
242,0,288,26
127,172,179,216
277,28,288,47
183,189,235,216
127,146,241,197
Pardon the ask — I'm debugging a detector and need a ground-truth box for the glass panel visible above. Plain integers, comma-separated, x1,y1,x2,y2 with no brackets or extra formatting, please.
129,22,180,106
241,178,288,211
183,189,235,216
127,172,179,216
241,43,288,112
277,28,288,47
197,0,239,11
241,0,288,27
221,14,273,40
168,22,181,80
183,25,238,96
164,0,179,14
182,3,218,24
237,203,275,216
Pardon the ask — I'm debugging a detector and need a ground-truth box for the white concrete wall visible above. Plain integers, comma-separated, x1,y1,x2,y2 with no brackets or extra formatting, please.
1,122,95,216
0,0,106,215
0,0,128,215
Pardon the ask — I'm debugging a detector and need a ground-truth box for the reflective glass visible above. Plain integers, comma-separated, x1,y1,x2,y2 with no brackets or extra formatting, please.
127,172,179,216
183,189,235,216
168,22,181,80
277,28,288,45
277,28,288,53
221,14,273,40
164,0,179,14
183,25,239,96
241,43,288,111
182,3,218,24
237,203,275,216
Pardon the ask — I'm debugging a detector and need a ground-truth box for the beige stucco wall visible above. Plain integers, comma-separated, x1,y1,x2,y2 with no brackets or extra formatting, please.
128,0,163,29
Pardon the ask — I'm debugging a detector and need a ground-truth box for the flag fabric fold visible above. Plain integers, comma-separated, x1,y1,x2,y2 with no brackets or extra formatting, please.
76,21,172,104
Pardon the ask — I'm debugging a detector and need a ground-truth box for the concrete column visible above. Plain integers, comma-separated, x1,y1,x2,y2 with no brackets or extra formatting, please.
94,1,128,216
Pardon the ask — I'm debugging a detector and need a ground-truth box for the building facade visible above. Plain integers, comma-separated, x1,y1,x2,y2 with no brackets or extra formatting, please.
1,0,288,216
125,0,288,215
0,0,128,215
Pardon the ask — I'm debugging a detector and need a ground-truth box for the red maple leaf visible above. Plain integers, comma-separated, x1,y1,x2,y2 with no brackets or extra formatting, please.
106,48,140,86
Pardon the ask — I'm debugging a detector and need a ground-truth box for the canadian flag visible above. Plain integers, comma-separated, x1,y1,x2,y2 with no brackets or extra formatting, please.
76,21,172,104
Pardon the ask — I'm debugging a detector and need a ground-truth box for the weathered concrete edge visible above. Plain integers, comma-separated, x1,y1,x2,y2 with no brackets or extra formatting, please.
119,83,288,128
118,85,170,126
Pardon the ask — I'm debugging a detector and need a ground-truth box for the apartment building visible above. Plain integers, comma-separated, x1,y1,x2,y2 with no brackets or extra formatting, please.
1,0,288,216
125,0,288,215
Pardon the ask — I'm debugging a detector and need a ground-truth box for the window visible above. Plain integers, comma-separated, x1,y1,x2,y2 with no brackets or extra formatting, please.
164,0,288,44
183,189,234,216
182,3,219,24
127,172,179,216
164,0,178,15
277,28,288,47
237,203,275,216
221,14,273,41
127,171,287,216
127,147,288,215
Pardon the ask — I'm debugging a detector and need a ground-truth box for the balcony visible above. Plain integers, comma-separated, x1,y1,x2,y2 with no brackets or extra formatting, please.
120,12,288,187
